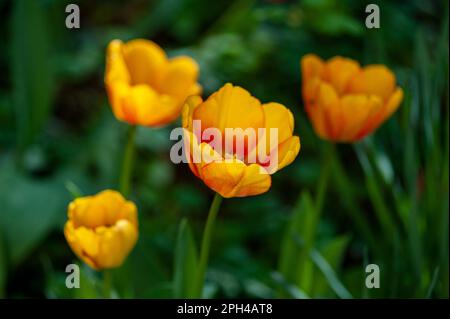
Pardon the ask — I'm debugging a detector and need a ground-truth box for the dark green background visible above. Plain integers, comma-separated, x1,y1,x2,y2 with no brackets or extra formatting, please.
0,0,448,298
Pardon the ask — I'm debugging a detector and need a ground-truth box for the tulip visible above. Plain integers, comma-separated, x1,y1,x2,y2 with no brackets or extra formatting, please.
105,39,201,127
181,83,300,297
64,190,138,270
182,83,301,198
301,54,403,142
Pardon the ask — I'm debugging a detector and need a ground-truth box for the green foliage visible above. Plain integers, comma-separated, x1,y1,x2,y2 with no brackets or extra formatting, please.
11,0,54,156
173,219,198,298
0,0,447,298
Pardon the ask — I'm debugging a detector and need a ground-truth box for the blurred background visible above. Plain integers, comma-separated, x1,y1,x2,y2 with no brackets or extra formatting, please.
0,0,448,298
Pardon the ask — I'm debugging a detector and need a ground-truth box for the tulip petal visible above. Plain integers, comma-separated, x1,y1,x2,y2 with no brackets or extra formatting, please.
96,220,138,268
348,65,396,101
64,190,139,270
64,222,100,269
122,39,168,87
262,102,294,146
160,56,201,98
339,94,383,141
271,135,301,173
120,85,182,126
182,95,203,131
193,83,264,135
121,85,158,125
316,82,341,139
301,54,325,82
324,56,360,95
357,88,403,138
105,40,130,85
201,160,271,198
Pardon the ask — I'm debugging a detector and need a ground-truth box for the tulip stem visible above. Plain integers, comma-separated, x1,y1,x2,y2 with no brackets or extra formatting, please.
119,125,137,198
103,270,112,299
316,144,334,214
195,193,223,298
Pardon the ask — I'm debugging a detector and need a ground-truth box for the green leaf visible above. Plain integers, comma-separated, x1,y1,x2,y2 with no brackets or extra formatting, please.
278,192,314,283
271,272,310,299
277,191,319,296
310,248,353,299
11,0,54,154
312,235,350,297
173,219,198,298
0,157,68,265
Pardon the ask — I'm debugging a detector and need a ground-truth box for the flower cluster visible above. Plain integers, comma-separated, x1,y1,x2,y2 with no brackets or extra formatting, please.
64,38,402,273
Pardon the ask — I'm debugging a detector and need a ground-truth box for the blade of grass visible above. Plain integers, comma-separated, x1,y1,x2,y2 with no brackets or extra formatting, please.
354,143,398,240
312,235,350,297
271,272,310,299
309,247,353,299
426,267,440,298
331,150,380,257
277,191,316,296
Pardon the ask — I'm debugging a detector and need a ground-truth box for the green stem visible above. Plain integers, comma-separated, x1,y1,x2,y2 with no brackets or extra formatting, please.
119,125,137,197
296,144,332,292
194,193,223,298
333,145,380,257
103,270,112,299
315,144,334,214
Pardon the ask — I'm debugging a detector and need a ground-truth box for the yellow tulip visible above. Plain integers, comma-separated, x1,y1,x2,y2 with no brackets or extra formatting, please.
64,190,138,270
301,54,403,142
182,83,301,198
105,39,201,127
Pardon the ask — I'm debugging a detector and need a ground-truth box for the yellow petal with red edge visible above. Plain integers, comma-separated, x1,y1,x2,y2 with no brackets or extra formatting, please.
271,135,301,173
182,129,202,177
356,88,403,138
183,128,225,179
201,160,271,198
339,94,383,142
380,87,403,124
193,83,264,134
182,95,203,130
348,65,396,101
315,82,341,140
122,39,168,87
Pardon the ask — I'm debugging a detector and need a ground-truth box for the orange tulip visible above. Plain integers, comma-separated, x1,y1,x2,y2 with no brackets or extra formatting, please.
105,39,201,127
182,83,300,198
301,54,403,142
64,190,138,270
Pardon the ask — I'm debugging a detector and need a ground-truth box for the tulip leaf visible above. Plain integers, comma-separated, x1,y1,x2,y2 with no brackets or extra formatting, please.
173,218,198,298
271,272,310,299
11,0,54,155
312,235,350,297
0,157,68,265
277,191,316,296
309,247,353,299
